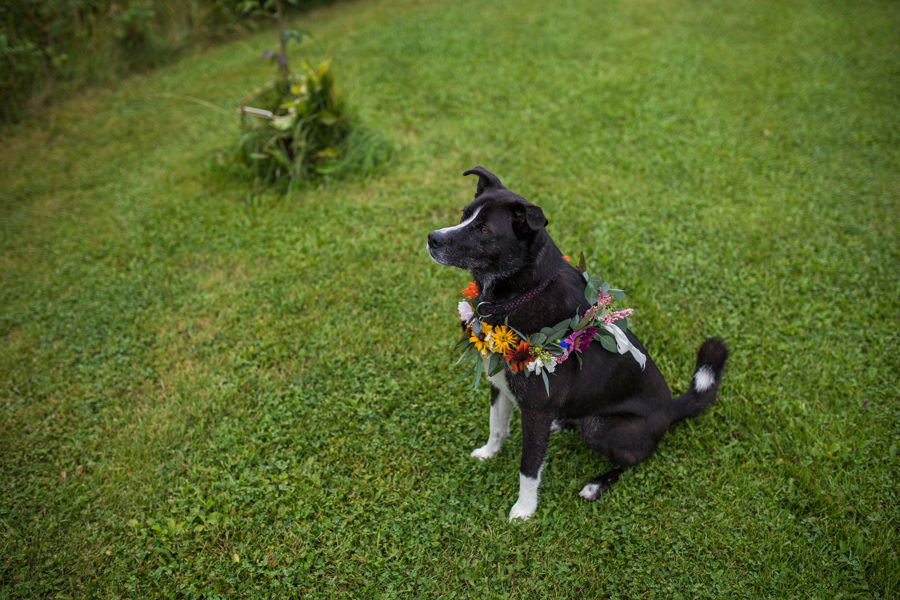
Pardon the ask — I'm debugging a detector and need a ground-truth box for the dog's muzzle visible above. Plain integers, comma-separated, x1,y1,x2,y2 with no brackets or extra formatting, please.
427,230,450,265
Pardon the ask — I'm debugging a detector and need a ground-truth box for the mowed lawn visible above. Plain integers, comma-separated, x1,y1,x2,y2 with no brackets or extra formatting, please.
1,0,897,597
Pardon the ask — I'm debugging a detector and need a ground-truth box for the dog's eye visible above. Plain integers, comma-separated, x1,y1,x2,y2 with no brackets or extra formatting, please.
480,226,490,234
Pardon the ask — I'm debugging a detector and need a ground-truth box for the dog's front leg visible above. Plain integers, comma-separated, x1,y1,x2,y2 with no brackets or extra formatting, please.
509,410,553,521
470,385,513,460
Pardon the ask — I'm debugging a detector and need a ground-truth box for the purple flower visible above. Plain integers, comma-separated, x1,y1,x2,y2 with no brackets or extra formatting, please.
578,327,597,352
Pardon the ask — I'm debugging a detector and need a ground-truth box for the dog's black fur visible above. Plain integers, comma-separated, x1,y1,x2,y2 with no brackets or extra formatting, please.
427,166,728,520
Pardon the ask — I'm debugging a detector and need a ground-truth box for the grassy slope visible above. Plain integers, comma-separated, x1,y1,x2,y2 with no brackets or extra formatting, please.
1,0,897,597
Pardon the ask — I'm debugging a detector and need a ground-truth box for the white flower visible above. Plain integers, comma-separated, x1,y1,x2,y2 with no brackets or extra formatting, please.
458,301,474,323
526,353,556,376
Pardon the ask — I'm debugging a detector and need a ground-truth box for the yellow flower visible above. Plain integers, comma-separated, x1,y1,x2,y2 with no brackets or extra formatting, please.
469,323,492,356
487,325,519,354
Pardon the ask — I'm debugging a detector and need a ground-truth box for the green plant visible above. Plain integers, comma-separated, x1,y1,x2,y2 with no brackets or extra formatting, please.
237,59,345,183
235,2,390,190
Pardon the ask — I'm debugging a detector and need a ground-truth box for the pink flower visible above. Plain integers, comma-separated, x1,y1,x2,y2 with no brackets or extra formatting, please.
458,301,474,323
602,308,633,326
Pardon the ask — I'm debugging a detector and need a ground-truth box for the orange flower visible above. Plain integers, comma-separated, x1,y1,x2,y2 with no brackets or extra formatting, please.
504,341,534,374
461,281,479,299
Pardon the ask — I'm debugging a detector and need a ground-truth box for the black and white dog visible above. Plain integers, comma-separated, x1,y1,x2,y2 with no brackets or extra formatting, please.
427,166,728,521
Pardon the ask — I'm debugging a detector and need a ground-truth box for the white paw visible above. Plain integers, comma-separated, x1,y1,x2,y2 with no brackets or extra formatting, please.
470,444,500,460
508,499,537,521
579,483,601,500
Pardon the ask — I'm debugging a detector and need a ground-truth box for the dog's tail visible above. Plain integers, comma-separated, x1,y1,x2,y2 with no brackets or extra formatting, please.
672,338,729,423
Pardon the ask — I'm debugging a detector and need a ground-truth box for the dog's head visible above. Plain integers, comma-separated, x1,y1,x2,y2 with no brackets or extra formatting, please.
427,166,548,278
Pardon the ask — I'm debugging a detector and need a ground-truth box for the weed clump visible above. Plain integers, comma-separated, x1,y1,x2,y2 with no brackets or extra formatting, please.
234,5,391,192
237,58,391,190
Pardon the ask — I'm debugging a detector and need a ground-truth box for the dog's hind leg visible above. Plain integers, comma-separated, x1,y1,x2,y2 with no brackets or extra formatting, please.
576,410,667,501
470,384,513,460
578,467,625,500
550,418,577,433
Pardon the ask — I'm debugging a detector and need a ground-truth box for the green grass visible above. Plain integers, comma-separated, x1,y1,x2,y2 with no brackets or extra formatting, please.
1,0,897,597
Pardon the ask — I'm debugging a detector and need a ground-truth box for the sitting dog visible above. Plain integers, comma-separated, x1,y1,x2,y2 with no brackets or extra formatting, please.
427,166,728,521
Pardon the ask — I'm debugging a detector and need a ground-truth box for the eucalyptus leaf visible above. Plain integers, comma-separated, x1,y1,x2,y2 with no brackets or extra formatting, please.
553,318,571,331
472,357,482,389
599,334,618,353
530,332,547,346
455,345,475,364
488,352,501,376
546,326,568,344
541,370,550,396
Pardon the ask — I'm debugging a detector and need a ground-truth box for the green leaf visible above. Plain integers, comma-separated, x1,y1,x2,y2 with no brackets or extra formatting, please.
577,252,587,273
318,111,338,126
315,147,340,159
268,147,292,169
544,326,568,345
584,281,599,304
454,361,477,385
576,313,594,330
529,332,547,346
272,114,295,131
541,370,550,396
282,28,307,46
455,345,475,364
508,325,527,340
599,334,618,353
488,352,501,376
472,356,483,389
610,288,626,299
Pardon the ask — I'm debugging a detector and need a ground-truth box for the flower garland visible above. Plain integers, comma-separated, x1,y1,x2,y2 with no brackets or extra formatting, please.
455,259,646,394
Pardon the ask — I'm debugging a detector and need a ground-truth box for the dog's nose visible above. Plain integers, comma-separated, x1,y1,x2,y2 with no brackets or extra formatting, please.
427,230,444,248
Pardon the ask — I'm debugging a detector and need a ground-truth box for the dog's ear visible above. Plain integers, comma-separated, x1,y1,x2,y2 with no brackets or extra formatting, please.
462,166,504,198
512,202,548,235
